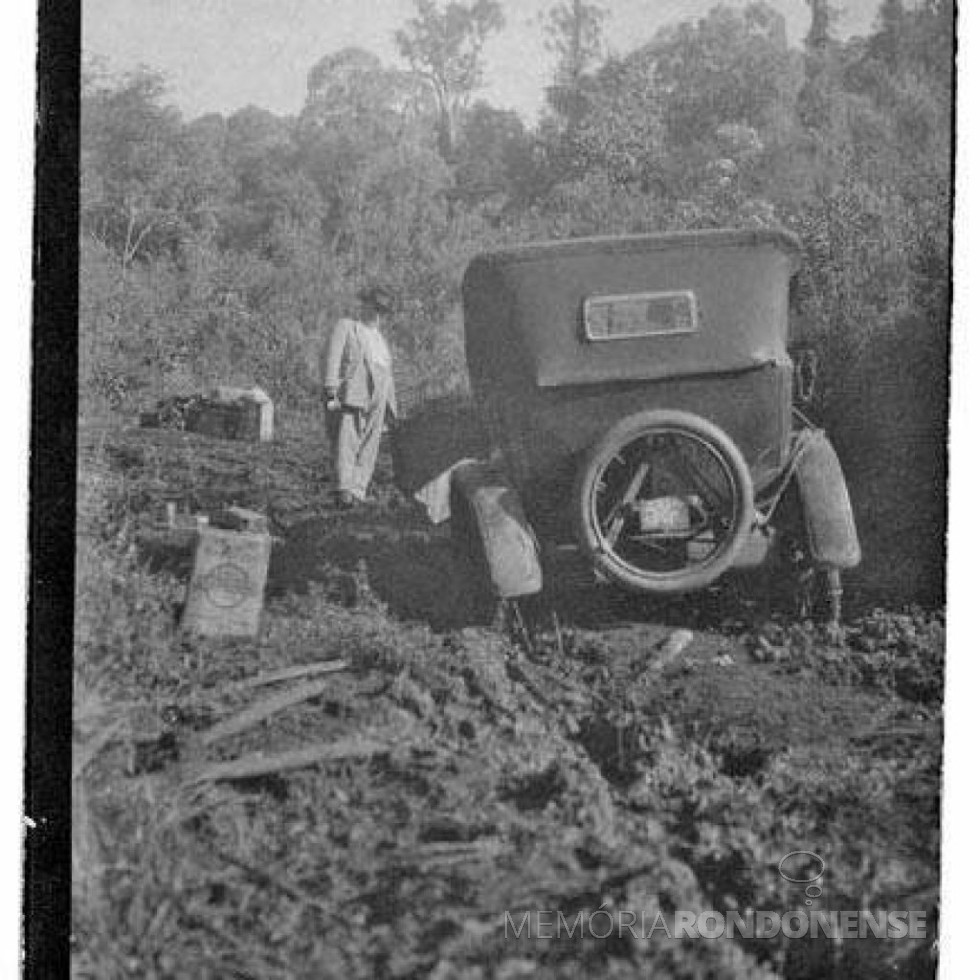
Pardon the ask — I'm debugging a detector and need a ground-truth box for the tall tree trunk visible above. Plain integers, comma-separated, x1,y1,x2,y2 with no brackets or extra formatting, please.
805,0,832,52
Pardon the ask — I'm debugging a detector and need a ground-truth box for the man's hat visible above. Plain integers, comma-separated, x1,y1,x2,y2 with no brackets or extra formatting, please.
357,284,398,315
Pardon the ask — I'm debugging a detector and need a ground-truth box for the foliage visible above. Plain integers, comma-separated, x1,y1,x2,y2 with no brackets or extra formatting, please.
79,0,952,599
542,0,609,127
454,102,536,212
544,0,608,85
82,66,231,267
395,0,505,157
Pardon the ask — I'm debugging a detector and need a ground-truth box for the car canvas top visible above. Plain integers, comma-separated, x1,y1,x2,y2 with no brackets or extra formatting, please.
463,227,801,390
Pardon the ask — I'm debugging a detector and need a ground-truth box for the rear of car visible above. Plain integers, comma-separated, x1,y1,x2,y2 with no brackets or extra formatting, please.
396,227,857,615
462,228,800,509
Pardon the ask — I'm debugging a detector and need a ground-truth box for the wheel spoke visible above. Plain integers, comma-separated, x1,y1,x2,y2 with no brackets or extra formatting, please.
601,461,650,547
662,433,729,516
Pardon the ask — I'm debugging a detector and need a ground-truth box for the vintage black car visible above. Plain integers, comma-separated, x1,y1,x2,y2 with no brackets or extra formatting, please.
399,229,860,620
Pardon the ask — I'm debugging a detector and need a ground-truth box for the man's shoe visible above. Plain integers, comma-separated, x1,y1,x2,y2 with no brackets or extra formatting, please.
336,491,356,509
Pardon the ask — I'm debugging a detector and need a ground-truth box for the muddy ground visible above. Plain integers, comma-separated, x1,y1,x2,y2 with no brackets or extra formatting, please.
73,422,942,979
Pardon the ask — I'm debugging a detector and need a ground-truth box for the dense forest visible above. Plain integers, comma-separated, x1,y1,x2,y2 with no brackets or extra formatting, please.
80,0,953,601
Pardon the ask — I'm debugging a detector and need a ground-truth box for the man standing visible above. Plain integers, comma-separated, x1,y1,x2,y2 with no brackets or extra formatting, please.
320,285,399,507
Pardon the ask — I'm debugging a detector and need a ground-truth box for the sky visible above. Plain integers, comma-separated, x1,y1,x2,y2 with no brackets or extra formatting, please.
83,0,883,122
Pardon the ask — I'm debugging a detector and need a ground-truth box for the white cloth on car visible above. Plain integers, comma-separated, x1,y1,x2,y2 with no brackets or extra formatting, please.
413,458,477,524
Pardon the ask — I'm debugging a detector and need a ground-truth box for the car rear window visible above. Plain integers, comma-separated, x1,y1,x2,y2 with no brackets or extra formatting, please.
583,290,698,341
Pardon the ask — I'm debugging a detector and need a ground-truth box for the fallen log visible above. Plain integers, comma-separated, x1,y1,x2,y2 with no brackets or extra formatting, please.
414,839,505,857
200,680,332,746
73,718,126,780
231,660,349,691
185,737,390,785
395,839,507,870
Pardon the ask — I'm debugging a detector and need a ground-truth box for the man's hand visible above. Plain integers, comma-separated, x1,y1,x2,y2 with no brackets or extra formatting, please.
322,388,341,412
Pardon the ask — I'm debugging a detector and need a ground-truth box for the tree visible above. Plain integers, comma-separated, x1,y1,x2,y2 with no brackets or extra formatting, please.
542,0,608,125
81,67,232,267
304,47,430,133
542,4,799,205
649,5,798,153
82,68,184,265
805,0,839,52
294,47,454,283
866,0,953,93
560,55,668,189
454,102,533,210
395,0,505,158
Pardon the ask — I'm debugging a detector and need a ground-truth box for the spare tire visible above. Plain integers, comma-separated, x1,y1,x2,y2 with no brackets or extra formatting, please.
574,409,754,594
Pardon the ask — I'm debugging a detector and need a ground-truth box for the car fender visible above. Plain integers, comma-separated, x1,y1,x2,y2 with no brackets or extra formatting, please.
793,429,861,569
451,461,543,599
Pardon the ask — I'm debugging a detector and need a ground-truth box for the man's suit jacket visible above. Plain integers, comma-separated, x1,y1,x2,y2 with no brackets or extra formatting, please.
320,318,398,417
